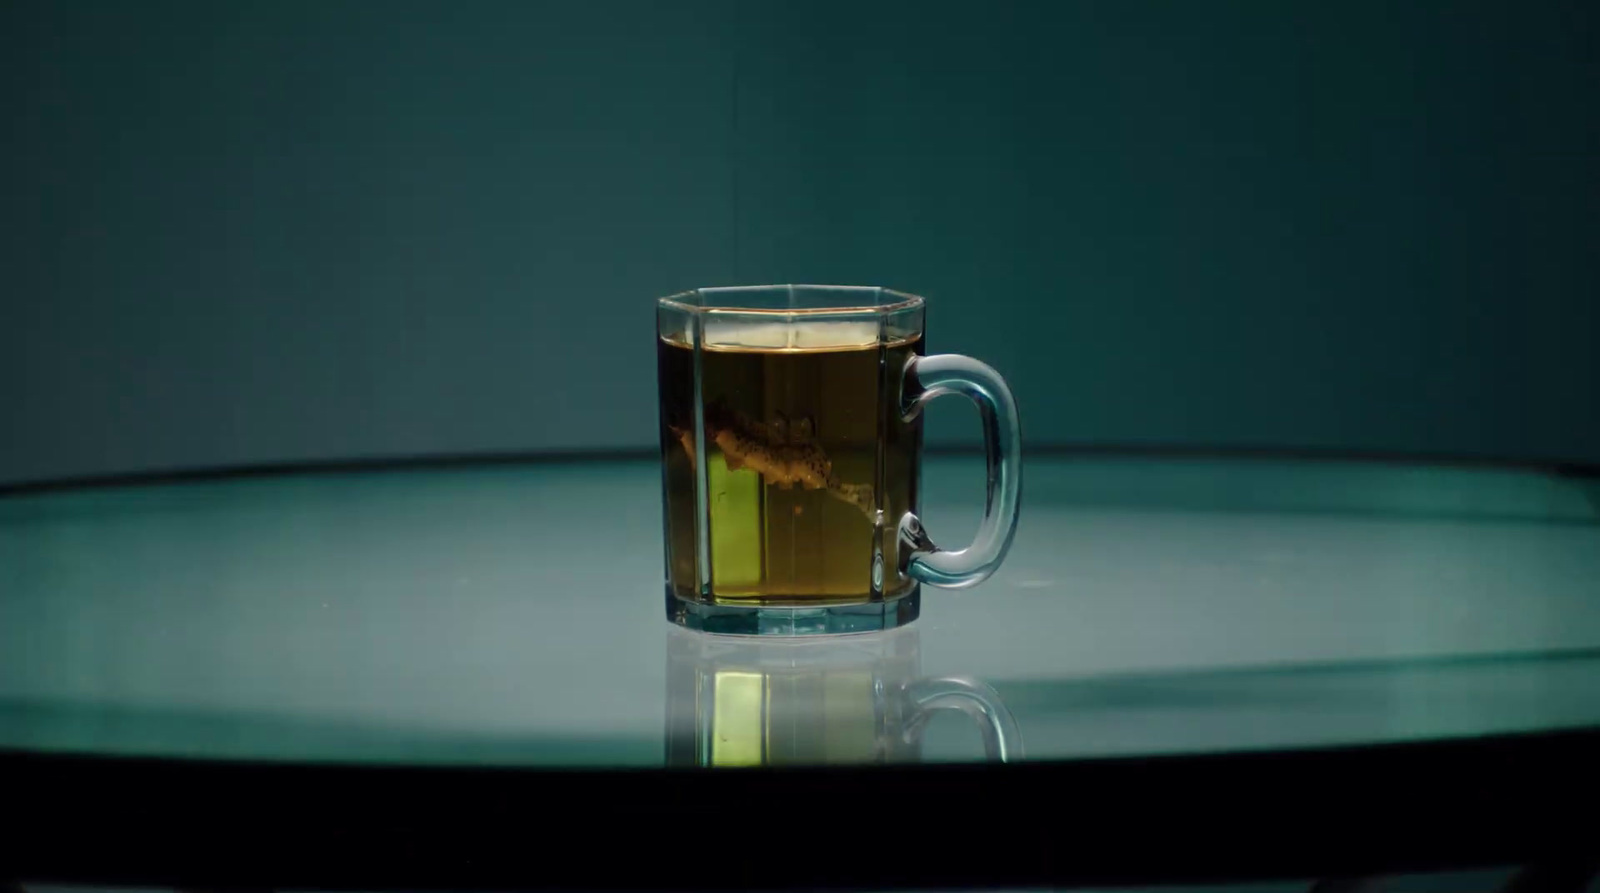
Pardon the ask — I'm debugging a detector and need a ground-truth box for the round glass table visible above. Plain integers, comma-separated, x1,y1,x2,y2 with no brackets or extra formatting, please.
2,453,1597,889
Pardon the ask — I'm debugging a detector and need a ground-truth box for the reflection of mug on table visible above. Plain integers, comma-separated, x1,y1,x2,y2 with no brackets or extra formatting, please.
665,626,1021,767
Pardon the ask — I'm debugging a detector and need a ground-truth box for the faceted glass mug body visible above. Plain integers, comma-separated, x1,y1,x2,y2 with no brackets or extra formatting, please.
658,285,1020,636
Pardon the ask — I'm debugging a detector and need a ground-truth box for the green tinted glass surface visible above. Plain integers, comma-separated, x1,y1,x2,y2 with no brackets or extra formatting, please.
1,456,1597,766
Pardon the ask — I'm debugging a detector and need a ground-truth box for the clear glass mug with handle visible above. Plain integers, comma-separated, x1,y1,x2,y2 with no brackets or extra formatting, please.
657,285,1021,635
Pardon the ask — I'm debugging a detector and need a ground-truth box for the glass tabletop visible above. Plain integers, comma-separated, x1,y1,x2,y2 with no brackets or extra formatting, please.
2,454,1597,769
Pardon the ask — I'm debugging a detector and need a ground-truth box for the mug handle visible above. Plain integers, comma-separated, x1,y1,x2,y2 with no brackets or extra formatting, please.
901,676,1024,762
899,354,1023,589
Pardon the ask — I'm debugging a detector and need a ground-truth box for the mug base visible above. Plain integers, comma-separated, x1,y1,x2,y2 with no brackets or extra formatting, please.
665,586,920,636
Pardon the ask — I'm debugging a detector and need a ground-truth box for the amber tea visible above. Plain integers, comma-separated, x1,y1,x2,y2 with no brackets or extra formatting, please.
658,324,923,604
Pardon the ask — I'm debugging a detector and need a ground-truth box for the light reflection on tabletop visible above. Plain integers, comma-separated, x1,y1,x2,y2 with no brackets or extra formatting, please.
665,625,1020,767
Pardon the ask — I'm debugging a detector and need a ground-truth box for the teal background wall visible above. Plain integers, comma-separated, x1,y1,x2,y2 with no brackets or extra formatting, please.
3,0,1596,484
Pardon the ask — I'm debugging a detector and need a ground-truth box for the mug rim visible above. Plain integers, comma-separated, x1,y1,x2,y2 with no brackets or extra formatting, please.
658,284,925,315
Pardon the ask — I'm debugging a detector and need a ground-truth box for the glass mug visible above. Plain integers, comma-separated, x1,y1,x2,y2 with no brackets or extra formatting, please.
657,285,1021,635
664,626,1021,766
